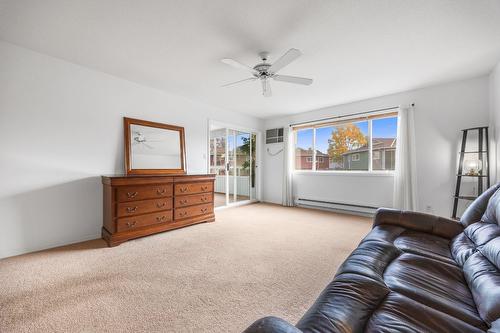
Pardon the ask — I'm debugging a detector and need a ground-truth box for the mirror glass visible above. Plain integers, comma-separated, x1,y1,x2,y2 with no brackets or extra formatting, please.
130,124,181,169
125,118,186,174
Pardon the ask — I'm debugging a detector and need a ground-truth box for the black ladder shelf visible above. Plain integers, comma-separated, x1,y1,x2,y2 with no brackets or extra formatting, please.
452,126,490,219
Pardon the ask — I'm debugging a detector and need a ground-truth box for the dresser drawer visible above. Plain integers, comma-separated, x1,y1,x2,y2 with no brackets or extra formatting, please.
175,193,213,208
117,210,173,232
175,182,213,196
117,198,172,217
175,203,213,220
117,185,173,202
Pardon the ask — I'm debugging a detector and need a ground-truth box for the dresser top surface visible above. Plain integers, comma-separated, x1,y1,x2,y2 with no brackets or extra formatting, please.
102,173,215,185
102,173,214,178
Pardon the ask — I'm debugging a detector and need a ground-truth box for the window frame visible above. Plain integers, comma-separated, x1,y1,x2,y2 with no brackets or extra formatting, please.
292,112,398,174
351,153,360,162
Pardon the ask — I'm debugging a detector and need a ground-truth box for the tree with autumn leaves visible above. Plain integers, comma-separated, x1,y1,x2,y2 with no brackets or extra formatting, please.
327,124,367,163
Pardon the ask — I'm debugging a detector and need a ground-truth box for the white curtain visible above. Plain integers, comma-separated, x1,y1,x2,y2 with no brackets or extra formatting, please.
282,126,294,206
393,105,418,210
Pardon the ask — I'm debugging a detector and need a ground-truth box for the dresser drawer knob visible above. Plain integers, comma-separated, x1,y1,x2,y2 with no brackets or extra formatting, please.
201,208,208,213
126,206,138,213
127,191,138,199
126,221,137,228
156,202,166,208
201,197,207,202
201,186,208,191
156,215,167,222
157,188,167,195
179,211,188,217
179,187,188,193
180,199,188,205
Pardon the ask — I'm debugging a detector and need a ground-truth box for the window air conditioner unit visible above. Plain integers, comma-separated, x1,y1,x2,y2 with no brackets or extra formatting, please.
266,128,284,144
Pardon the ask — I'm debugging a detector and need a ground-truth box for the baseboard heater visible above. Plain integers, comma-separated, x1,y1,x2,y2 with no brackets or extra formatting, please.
295,198,378,217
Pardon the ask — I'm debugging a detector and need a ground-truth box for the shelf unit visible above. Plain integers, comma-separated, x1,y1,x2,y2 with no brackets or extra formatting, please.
452,126,490,219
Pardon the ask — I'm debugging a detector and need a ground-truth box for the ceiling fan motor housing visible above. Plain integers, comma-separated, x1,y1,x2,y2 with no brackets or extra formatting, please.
253,63,272,78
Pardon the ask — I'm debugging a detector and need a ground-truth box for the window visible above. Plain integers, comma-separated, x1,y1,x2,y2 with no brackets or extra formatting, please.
372,117,397,170
293,113,398,172
295,128,314,170
307,121,369,171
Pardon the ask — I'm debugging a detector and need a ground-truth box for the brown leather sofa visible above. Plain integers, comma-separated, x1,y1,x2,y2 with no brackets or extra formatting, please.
244,183,500,333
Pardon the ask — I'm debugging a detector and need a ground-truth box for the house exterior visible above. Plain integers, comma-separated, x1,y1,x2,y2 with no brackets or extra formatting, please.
295,148,330,170
341,138,396,170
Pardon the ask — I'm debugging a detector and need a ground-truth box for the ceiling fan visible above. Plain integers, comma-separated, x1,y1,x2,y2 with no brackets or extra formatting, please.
221,48,313,97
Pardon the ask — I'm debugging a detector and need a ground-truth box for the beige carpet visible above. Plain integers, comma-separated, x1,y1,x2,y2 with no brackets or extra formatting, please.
0,203,371,333
214,193,251,207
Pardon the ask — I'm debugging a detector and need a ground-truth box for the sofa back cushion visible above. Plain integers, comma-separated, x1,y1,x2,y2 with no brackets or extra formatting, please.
461,184,500,228
458,184,500,326
463,247,500,325
481,186,500,226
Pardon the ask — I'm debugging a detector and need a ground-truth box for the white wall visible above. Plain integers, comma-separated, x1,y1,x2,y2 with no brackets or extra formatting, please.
0,41,263,258
490,62,500,184
263,76,491,217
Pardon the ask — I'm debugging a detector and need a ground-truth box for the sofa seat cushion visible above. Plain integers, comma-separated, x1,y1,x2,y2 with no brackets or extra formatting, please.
366,292,486,333
296,273,389,333
334,239,401,283
393,230,456,265
384,253,487,329
363,225,456,265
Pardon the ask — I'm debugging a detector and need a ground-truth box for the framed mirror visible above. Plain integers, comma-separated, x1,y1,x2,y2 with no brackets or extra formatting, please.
124,117,186,175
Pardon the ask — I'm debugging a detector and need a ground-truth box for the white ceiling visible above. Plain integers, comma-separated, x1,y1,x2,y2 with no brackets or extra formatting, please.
1,0,500,119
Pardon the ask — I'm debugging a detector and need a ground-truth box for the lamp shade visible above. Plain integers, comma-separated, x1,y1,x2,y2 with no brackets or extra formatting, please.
464,159,482,175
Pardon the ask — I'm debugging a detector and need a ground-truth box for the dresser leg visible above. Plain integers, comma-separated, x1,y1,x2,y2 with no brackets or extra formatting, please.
102,228,122,247
107,240,122,247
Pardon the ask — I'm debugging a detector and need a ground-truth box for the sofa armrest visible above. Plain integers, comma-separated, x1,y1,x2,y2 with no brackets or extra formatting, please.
373,208,463,239
243,317,302,333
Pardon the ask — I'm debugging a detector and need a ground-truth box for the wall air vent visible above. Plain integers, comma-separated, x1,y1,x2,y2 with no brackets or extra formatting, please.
266,128,284,144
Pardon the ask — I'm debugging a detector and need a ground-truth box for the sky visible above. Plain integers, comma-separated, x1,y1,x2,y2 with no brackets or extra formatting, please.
296,117,398,154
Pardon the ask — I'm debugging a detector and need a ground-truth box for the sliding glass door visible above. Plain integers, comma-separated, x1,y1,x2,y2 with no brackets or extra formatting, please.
209,125,257,207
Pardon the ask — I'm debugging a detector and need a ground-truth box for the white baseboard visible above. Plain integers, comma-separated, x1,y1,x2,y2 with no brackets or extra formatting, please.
295,198,377,217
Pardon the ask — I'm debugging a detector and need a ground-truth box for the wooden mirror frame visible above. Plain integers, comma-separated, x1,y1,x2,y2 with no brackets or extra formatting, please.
124,117,186,175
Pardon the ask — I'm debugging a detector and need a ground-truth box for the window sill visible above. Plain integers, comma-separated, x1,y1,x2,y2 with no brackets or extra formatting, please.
293,170,395,177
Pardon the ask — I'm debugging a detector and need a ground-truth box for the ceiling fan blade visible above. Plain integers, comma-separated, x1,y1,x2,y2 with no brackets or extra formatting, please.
221,58,258,74
261,79,272,97
273,74,313,85
221,77,257,87
269,48,302,73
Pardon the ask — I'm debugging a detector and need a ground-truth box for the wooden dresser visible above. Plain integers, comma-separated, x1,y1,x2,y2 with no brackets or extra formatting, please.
102,174,215,246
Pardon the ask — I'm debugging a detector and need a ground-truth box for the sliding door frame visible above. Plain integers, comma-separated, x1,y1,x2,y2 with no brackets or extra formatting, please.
207,119,262,209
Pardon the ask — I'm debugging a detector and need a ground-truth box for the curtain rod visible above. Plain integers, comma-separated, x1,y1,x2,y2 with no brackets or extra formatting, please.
289,104,414,128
